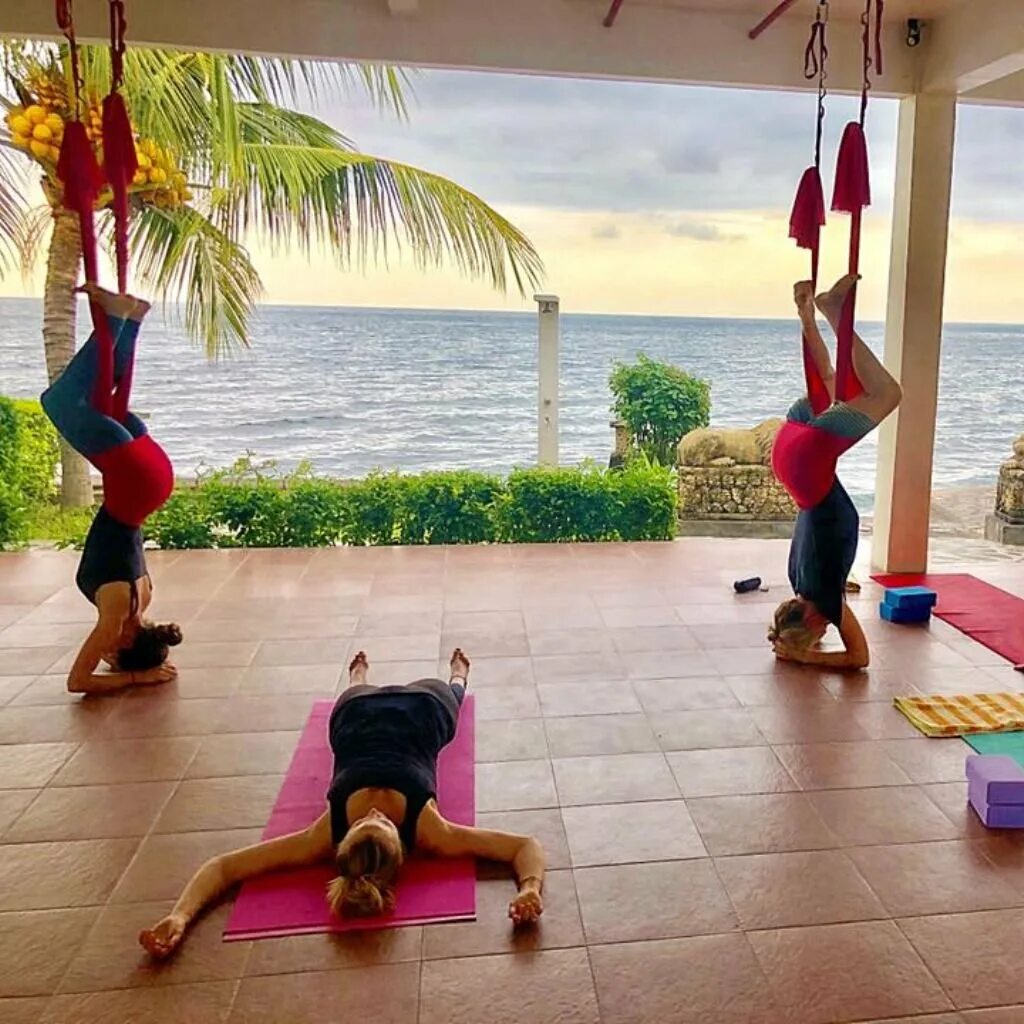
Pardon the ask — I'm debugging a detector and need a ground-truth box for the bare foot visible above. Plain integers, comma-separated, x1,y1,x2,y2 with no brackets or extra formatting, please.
793,280,815,316
449,647,471,683
349,651,369,685
77,282,139,320
139,912,188,959
128,298,152,323
815,273,860,322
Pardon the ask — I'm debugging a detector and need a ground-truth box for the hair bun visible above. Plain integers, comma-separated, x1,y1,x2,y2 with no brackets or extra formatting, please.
157,623,184,647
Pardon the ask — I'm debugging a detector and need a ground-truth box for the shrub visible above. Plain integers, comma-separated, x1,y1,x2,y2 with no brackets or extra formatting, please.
605,456,678,541
0,396,61,548
497,464,614,542
0,479,28,549
340,471,403,546
9,399,60,504
398,471,503,545
609,354,711,465
286,479,349,547
141,459,678,550
147,488,217,550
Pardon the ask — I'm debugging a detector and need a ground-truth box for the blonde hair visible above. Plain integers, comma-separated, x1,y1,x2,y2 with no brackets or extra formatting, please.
325,833,403,918
768,598,820,650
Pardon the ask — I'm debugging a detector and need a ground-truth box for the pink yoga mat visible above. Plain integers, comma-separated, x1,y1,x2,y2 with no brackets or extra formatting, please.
224,695,476,940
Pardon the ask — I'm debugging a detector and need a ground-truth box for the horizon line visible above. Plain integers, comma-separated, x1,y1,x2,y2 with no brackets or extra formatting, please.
1,295,1022,330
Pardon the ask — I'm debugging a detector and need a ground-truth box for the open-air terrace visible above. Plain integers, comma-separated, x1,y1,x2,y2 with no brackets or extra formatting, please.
0,538,1023,1023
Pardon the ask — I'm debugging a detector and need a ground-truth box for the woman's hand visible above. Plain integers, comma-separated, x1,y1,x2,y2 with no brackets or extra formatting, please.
132,664,178,685
139,912,188,959
508,884,543,925
772,640,800,663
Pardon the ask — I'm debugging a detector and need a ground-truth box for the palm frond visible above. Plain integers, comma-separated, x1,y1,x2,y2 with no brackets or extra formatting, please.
13,203,52,282
227,139,544,295
129,204,263,358
0,145,32,276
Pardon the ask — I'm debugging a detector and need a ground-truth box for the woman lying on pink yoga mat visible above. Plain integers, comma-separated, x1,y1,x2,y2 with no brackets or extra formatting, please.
140,648,545,958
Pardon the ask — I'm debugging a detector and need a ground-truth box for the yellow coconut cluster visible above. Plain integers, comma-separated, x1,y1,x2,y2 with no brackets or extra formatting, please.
133,139,193,208
5,77,193,211
6,104,64,164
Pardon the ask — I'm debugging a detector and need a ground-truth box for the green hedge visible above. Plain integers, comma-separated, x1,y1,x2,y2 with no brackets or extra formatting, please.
0,396,60,549
146,456,677,549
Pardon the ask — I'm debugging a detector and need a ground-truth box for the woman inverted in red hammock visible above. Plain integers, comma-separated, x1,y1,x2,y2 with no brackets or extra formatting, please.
768,274,902,670
41,284,181,694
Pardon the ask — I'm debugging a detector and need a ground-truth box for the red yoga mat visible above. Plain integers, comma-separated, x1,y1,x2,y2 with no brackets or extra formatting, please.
223,695,476,941
872,573,1024,669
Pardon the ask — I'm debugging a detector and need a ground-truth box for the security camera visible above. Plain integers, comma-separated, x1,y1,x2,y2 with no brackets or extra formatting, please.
906,18,923,47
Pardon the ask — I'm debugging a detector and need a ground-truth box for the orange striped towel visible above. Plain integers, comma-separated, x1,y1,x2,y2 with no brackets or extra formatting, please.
893,693,1024,737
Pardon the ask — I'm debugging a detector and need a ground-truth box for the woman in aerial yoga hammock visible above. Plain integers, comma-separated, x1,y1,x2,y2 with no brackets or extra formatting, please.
40,0,180,693
768,274,901,669
766,0,898,669
40,284,180,694
140,649,546,959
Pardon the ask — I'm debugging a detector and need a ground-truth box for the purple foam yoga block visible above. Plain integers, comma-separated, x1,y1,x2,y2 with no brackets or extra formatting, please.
966,754,1024,804
969,789,1024,829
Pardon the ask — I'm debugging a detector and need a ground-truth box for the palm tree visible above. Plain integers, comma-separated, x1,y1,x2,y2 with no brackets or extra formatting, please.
0,43,543,505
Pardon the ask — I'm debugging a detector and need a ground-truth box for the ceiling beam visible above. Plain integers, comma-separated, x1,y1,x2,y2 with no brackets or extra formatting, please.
961,68,1024,107
0,0,917,97
920,0,1024,94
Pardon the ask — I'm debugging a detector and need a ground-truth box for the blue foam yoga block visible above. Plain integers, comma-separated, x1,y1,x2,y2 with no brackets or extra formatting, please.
882,586,938,611
879,601,931,624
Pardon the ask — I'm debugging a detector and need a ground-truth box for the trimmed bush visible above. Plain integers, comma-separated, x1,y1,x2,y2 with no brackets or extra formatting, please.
398,471,504,545
610,354,711,465
0,396,61,549
143,460,677,550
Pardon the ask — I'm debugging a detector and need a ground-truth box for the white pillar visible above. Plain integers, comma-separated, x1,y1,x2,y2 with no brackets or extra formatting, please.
871,94,957,573
534,294,560,466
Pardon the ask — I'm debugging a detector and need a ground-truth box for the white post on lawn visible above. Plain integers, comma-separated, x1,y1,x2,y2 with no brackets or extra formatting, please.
534,293,560,466
871,93,957,574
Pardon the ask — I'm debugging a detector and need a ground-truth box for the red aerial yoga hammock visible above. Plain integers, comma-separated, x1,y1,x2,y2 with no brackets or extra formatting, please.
55,0,171,527
54,0,138,422
772,0,883,510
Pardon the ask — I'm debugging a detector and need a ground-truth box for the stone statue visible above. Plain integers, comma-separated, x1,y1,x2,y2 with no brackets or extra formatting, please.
677,418,783,468
995,434,1024,524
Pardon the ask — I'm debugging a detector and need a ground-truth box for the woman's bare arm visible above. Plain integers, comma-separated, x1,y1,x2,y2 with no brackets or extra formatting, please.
418,806,545,924
140,811,333,958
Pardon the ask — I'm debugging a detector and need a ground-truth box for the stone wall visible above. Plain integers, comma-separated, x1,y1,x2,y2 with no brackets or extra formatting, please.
677,464,796,521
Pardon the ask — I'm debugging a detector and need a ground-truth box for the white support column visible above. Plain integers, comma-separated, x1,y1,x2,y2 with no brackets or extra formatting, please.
871,94,957,573
534,293,560,467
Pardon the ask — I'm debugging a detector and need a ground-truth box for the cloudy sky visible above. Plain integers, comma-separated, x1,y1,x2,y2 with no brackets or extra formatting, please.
255,69,1024,321
7,68,1023,320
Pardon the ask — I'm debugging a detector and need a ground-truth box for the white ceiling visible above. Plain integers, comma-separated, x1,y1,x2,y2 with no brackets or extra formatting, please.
595,0,964,21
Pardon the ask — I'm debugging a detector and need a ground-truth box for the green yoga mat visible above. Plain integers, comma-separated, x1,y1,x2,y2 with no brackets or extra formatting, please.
965,731,1024,768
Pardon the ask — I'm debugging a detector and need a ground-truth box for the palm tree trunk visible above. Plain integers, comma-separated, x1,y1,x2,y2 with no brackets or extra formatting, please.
43,208,93,508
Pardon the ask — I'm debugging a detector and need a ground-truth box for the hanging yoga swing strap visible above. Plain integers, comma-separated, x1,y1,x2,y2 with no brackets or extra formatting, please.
54,0,137,422
830,0,883,402
789,0,883,412
788,0,830,415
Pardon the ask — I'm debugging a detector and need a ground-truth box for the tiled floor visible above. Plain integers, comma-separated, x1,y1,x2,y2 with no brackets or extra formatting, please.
1,539,1023,1023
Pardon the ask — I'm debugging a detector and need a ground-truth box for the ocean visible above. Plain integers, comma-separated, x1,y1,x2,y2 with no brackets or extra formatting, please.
0,298,1018,510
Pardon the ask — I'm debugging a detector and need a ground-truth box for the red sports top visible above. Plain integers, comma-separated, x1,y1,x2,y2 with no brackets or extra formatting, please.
771,420,858,511
90,434,174,527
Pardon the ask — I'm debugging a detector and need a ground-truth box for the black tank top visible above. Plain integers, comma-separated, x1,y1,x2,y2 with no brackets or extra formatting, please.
76,505,147,610
326,683,459,850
